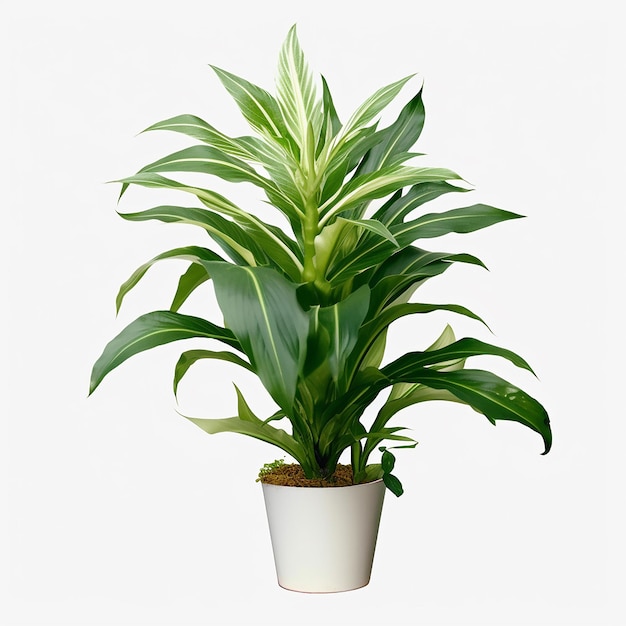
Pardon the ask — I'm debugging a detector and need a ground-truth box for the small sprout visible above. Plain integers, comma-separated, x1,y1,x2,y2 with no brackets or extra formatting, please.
256,458,285,482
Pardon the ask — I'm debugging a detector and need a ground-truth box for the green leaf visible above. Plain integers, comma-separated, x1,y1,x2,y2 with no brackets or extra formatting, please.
366,249,487,315
317,285,371,392
372,325,463,431
337,217,399,246
348,303,488,382
392,204,524,245
373,181,470,226
173,349,252,396
203,263,309,413
116,246,224,314
170,263,211,312
381,448,395,473
369,246,486,288
90,311,241,395
387,324,463,403
328,204,518,285
276,25,322,150
318,75,341,155
382,366,552,454
387,337,536,379
182,388,308,469
355,88,426,176
383,473,404,497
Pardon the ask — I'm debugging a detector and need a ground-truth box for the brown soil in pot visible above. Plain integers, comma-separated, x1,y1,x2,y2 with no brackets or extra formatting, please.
259,463,357,487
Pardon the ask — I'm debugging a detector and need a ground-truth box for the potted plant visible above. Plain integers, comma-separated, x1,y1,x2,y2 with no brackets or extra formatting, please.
90,26,552,593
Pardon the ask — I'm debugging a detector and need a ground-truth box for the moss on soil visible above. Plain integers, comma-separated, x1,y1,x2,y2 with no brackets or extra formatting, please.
258,463,356,487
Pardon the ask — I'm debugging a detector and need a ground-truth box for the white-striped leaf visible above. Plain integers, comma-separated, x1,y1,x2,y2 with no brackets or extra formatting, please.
211,65,292,149
340,74,414,143
141,114,253,160
138,145,275,190
116,178,304,277
320,165,461,222
276,25,322,151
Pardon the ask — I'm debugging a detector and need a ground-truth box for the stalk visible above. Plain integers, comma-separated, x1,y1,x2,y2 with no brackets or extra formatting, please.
301,123,319,282
302,195,318,283
299,122,332,300
351,442,364,483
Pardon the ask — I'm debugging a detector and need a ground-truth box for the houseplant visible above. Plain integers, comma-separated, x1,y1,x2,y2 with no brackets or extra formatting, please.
90,26,552,592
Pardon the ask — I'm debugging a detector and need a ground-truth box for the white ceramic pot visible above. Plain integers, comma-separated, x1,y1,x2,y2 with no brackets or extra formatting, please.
261,479,386,593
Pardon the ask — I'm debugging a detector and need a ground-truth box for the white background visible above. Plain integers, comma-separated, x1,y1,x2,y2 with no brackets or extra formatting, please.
1,1,623,625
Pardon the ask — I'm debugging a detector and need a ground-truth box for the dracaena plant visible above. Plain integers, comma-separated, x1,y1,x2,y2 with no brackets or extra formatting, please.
90,26,552,495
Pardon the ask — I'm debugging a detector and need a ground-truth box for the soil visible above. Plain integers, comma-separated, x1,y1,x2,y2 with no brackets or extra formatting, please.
259,463,356,487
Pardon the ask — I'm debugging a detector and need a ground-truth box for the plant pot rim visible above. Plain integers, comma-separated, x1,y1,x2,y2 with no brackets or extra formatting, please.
261,478,384,490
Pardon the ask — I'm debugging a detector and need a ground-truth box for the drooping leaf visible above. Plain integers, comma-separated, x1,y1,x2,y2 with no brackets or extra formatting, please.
116,246,224,314
141,113,254,159
119,204,261,266
337,217,399,246
173,349,252,396
183,387,308,470
138,144,276,191
117,173,303,267
381,366,552,454
170,263,210,312
90,311,241,394
119,204,303,279
387,337,536,379
381,448,395,473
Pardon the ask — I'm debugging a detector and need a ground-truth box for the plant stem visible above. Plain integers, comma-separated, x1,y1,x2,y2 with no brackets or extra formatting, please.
302,194,318,283
351,441,363,483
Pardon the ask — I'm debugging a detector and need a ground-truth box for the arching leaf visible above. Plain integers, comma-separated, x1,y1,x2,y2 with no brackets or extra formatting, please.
90,311,241,395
